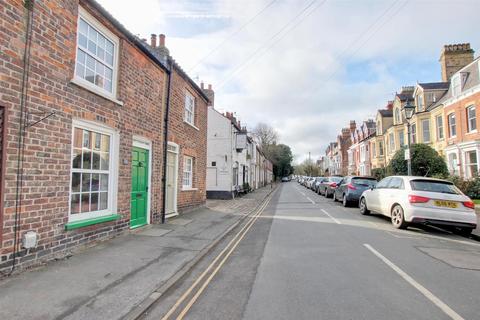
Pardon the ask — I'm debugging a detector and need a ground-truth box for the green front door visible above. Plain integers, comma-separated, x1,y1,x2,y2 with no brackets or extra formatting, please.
131,147,149,228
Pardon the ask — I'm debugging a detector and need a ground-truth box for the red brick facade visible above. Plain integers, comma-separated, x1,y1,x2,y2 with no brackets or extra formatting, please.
167,69,208,212
0,0,208,273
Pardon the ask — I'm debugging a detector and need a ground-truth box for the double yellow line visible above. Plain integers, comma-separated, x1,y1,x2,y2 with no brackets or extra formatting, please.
161,191,275,320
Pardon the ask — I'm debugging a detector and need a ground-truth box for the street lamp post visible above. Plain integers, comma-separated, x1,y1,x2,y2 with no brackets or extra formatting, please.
402,100,416,176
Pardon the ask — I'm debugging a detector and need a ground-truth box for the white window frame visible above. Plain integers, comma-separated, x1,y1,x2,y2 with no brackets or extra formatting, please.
452,75,461,96
448,113,456,137
69,119,119,222
182,156,194,189
436,115,444,140
417,94,424,112
465,150,478,178
422,119,430,143
467,105,477,133
388,132,395,153
398,129,404,147
74,7,120,103
184,91,195,126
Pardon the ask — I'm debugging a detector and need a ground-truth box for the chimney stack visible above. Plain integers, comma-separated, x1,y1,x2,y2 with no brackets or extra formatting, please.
440,43,474,82
159,34,166,47
202,83,215,107
150,34,157,47
349,120,356,132
200,82,204,89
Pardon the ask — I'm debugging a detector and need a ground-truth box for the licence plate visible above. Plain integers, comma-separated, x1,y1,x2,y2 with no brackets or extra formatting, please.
434,200,458,208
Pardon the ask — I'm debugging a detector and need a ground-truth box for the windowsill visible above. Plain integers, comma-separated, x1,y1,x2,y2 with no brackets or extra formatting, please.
184,120,200,131
182,187,198,191
65,214,121,230
70,77,124,106
466,130,478,135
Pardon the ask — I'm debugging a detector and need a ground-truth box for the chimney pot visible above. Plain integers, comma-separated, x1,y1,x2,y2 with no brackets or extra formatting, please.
150,34,157,47
208,84,212,90
200,82,204,89
159,34,166,47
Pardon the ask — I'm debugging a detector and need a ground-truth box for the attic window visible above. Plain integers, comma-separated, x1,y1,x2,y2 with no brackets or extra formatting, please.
452,75,461,96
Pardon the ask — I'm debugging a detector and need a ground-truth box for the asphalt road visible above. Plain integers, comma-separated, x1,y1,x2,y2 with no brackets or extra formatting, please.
142,182,480,320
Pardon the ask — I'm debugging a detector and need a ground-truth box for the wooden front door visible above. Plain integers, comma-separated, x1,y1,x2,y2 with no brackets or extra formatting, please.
165,149,178,216
130,147,149,228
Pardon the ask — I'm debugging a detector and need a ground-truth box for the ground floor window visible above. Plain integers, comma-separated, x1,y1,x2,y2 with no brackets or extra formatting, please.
465,150,478,178
183,156,193,188
70,120,117,222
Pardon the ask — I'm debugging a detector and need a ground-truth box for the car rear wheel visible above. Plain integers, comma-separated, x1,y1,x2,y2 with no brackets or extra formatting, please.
359,198,369,215
342,194,349,207
391,205,408,229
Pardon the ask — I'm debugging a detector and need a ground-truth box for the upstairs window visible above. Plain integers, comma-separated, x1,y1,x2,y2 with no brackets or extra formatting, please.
75,8,118,96
388,132,395,153
184,91,195,126
452,75,461,96
422,119,430,143
394,108,401,124
467,105,476,132
436,115,444,140
448,113,456,137
411,123,417,143
398,130,404,147
417,94,424,112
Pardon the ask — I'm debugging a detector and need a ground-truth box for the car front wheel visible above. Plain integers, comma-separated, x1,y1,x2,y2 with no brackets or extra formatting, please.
391,205,408,229
359,198,369,215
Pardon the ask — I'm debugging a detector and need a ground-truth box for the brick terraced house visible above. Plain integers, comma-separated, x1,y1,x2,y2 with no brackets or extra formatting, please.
0,0,208,274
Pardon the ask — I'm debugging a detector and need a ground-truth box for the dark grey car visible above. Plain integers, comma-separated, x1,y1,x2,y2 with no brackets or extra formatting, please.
333,176,377,207
319,176,343,197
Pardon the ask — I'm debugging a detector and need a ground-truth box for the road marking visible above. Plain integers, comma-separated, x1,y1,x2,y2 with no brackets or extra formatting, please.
363,244,465,320
161,191,274,320
321,209,342,224
306,196,315,204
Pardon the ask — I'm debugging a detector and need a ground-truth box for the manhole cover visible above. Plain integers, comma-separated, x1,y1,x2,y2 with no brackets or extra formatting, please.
417,247,480,270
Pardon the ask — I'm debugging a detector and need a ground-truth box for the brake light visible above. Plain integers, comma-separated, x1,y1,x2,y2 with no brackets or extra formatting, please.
408,195,430,203
331,183,337,188
347,184,357,190
463,201,475,210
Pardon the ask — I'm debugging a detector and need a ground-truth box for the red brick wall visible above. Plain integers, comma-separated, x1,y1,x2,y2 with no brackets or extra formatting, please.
443,91,480,144
0,0,167,272
167,69,207,212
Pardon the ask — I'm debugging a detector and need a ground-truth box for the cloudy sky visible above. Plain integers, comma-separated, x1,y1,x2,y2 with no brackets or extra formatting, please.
97,0,479,163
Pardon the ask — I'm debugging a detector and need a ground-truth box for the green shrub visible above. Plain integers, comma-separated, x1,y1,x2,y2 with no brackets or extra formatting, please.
371,168,386,181
388,144,448,177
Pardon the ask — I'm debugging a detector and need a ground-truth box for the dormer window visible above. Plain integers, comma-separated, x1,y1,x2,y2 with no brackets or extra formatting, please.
417,94,424,112
394,108,400,124
452,75,461,96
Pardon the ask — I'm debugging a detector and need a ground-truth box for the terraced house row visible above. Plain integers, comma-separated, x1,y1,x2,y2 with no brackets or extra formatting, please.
0,0,273,274
321,43,480,179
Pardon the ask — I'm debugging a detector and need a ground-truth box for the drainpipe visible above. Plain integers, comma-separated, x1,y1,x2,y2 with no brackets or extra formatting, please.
161,60,172,224
9,0,35,275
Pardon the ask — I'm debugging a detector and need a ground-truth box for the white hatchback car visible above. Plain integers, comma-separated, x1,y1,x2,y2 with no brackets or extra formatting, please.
359,176,477,235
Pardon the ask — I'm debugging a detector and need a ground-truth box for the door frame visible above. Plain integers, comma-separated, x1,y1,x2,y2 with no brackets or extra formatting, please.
166,141,179,218
133,136,152,225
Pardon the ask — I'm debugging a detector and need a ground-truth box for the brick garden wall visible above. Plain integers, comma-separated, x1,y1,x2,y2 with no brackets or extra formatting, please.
0,0,167,273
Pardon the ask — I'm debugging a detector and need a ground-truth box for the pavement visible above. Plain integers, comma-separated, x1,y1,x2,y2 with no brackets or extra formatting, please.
0,186,275,320
141,182,480,320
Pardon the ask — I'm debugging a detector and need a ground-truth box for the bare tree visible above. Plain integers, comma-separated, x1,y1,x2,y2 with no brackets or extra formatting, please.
252,122,279,156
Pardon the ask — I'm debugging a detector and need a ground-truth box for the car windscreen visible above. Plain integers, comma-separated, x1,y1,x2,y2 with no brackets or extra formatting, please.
352,178,376,187
330,177,343,183
409,180,461,195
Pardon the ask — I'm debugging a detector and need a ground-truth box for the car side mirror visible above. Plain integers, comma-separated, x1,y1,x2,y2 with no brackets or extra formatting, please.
370,185,375,190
